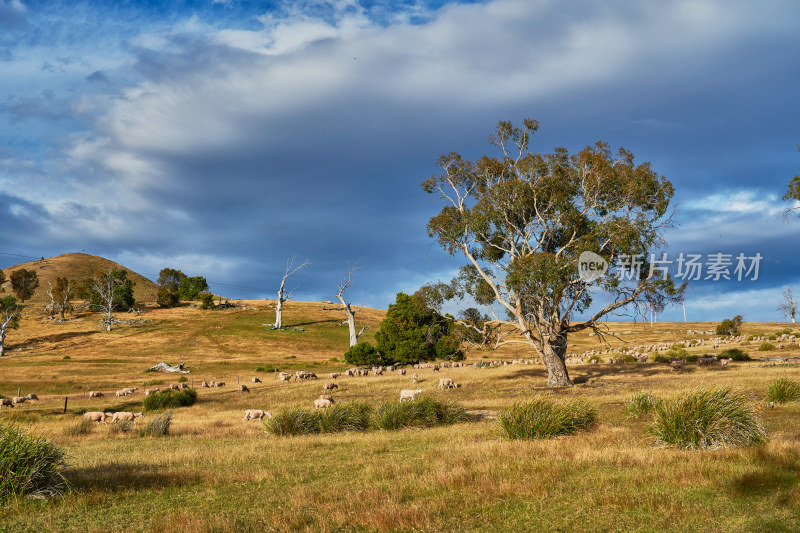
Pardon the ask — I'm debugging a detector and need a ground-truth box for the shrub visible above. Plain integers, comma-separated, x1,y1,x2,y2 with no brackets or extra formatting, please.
199,292,215,310
649,387,766,449
0,424,69,502
265,408,321,436
256,364,280,373
62,418,94,437
716,315,743,336
178,376,188,383
719,348,750,361
157,290,179,308
344,341,388,366
498,397,597,440
650,354,671,363
684,354,699,363
758,342,776,351
62,355,70,360
623,355,637,363
587,355,602,363
139,411,173,436
319,402,374,433
373,398,469,431
143,388,197,410
665,348,689,360
766,377,800,405
626,391,661,417
767,334,777,341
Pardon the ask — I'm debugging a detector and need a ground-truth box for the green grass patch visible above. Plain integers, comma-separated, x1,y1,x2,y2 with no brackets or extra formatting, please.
373,398,469,431
766,377,800,405
625,391,661,417
498,397,597,440
649,387,766,449
0,424,69,502
318,402,374,433
256,364,280,373
62,418,95,437
142,388,197,410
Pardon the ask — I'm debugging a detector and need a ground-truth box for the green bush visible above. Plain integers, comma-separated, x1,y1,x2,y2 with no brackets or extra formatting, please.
684,354,699,363
498,397,597,440
758,342,776,351
344,341,388,366
587,355,602,363
373,397,469,431
256,364,280,373
766,377,800,405
143,388,197,410
139,411,173,436
0,424,69,502
265,408,321,436
716,315,743,336
623,355,637,363
719,348,750,361
767,334,777,341
178,376,188,383
626,391,661,417
319,402,374,433
649,387,766,449
199,292,215,309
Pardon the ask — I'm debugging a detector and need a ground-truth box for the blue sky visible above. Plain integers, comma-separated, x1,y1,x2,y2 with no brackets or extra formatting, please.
1,0,799,323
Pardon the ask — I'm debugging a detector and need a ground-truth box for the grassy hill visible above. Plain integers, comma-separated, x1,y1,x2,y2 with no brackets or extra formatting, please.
0,253,159,306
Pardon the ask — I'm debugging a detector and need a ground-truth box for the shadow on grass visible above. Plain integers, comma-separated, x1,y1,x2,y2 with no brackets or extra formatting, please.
66,463,200,491
729,446,800,500
284,319,341,328
16,330,98,346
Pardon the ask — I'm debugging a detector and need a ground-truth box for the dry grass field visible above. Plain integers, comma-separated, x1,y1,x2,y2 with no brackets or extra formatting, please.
1,294,800,532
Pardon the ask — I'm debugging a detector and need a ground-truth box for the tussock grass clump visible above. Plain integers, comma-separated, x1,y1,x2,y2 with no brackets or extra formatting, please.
758,342,776,351
626,391,661,417
139,411,173,436
650,387,766,449
62,418,94,437
719,348,750,361
265,408,321,436
319,402,374,433
143,388,197,410
143,379,164,386
766,377,800,405
256,364,279,373
0,424,69,502
108,420,134,434
373,398,469,431
498,397,597,440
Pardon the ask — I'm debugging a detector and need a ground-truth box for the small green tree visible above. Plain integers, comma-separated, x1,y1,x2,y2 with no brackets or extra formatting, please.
0,296,21,357
344,341,389,366
157,268,185,308
178,276,208,301
199,292,215,310
374,292,463,365
90,269,135,331
716,315,743,336
10,269,39,302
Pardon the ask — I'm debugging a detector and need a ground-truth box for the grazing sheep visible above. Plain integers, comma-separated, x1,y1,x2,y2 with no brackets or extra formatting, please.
400,388,423,402
11,396,27,406
638,355,648,363
305,372,318,380
323,382,339,392
26,393,39,401
314,398,333,409
252,377,262,384
115,390,129,398
201,381,210,388
432,365,440,372
278,372,292,383
144,388,160,396
111,412,144,424
328,373,340,379
412,373,419,383
697,357,716,367
319,394,335,402
0,398,14,409
239,384,250,393
397,368,406,376
374,368,384,376
438,378,454,390
181,383,190,389
88,391,105,398
121,387,138,395
170,383,181,390
242,409,269,421
670,360,685,371
83,411,110,424
719,358,731,366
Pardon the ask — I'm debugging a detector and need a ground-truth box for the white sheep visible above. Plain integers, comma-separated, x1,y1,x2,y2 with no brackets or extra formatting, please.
169,383,181,390
0,398,13,409
314,398,333,409
323,382,339,392
412,373,419,383
83,411,110,424
121,387,138,395
201,381,210,388
438,378,454,390
719,358,731,366
328,372,341,379
278,372,292,383
111,412,144,424
88,391,105,398
400,388,422,402
11,396,27,406
242,409,270,421
397,368,406,376
115,389,129,398
319,394,334,402
26,393,39,401
144,388,160,397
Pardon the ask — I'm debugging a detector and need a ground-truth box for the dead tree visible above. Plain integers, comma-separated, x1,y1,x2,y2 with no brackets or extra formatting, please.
778,287,797,324
0,297,21,357
335,264,367,347
92,270,126,332
273,256,310,329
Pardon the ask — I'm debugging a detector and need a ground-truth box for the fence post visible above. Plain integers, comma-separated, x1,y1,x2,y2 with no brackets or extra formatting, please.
64,396,68,414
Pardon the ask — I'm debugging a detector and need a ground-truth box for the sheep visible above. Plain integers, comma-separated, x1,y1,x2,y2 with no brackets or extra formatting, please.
11,396,27,406
438,378,454,390
121,387,138,395
374,368,384,376
323,382,339,392
697,357,716,367
278,372,292,383
239,384,250,393
115,389,130,398
242,409,270,421
0,398,13,409
314,398,333,409
305,372,318,380
412,373,419,383
719,358,731,366
201,381,210,388
328,372,340,379
397,368,406,376
83,411,110,424
400,388,423,402
181,383,190,389
144,388,160,397
432,365,440,372
252,377,262,384
638,355,649,363
111,412,144,424
319,394,335,402
26,393,39,401
670,360,685,371
169,383,181,390
88,391,105,398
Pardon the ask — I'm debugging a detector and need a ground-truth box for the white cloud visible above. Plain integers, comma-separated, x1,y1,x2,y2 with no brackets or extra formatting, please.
684,190,785,215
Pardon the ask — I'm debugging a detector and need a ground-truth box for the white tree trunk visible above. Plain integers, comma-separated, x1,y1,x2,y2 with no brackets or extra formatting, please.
272,257,309,330
273,296,284,329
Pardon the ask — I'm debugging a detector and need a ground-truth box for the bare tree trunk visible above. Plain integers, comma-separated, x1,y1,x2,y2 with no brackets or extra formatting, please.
0,327,6,357
536,330,571,387
272,257,310,330
335,264,364,347
273,297,284,330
